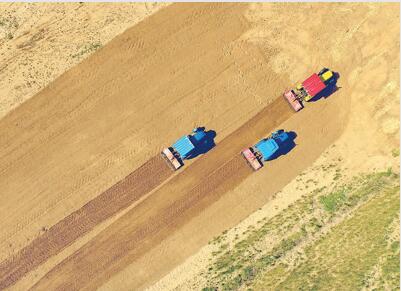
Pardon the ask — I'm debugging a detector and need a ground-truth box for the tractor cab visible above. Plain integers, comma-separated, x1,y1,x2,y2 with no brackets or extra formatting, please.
242,129,294,170
254,130,290,161
161,127,213,171
255,138,279,161
190,127,207,145
318,68,335,85
173,127,206,159
271,129,289,144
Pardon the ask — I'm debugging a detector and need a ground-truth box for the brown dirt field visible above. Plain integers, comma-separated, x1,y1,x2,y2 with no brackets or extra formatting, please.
1,3,281,262
0,2,397,291
28,91,347,290
0,3,168,119
27,97,292,290
0,96,291,290
147,3,399,290
0,3,289,289
0,155,171,290
130,94,347,291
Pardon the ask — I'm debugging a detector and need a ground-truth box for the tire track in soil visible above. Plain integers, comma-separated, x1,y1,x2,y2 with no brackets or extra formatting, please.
30,97,294,290
0,3,254,252
0,155,172,290
0,3,264,288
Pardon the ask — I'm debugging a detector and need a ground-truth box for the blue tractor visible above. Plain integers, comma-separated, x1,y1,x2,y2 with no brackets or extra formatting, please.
241,129,293,171
161,127,209,170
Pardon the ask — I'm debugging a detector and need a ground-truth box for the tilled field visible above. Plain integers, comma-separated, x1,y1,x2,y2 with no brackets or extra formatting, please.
29,98,294,291
0,2,388,290
29,87,345,290
0,3,267,260
0,4,290,288
0,155,172,289
0,96,294,289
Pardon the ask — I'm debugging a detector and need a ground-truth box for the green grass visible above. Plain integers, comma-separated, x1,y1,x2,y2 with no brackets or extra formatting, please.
319,188,346,212
392,148,400,157
255,185,399,291
378,240,400,288
201,171,399,291
71,42,102,59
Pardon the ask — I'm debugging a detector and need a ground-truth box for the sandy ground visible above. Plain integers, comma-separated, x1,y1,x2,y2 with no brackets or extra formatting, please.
0,155,172,289
1,3,285,289
0,2,398,291
150,3,400,290
0,2,168,119
0,3,274,262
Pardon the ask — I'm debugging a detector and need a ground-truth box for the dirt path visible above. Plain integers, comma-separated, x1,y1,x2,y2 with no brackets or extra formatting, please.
30,83,348,290
29,96,295,290
0,3,355,290
143,3,399,291
103,89,347,291
1,3,282,263
0,3,169,119
0,95,291,290
0,155,171,290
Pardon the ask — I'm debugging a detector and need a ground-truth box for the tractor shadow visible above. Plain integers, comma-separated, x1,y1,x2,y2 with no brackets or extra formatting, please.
187,128,217,159
266,131,297,161
310,71,341,102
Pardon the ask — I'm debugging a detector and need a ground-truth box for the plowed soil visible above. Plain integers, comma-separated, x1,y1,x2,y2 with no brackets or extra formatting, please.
0,3,168,119
0,96,292,290
29,88,346,290
0,155,171,290
0,3,288,289
29,98,294,290
0,2,392,291
1,3,274,259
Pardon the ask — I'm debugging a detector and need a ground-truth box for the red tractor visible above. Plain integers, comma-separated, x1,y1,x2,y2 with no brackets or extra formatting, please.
284,68,335,112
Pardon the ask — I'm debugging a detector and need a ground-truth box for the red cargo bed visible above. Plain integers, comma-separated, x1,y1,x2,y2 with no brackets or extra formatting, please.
302,73,326,97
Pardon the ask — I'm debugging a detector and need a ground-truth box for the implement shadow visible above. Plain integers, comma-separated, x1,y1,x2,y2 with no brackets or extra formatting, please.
267,130,297,161
187,129,217,159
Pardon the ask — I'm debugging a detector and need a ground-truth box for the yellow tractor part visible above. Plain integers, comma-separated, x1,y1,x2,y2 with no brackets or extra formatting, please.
321,70,333,82
303,94,313,102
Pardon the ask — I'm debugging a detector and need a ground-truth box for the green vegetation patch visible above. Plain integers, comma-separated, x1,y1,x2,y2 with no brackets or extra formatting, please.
392,148,400,157
201,170,399,291
319,188,346,212
257,185,399,291
72,42,102,59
